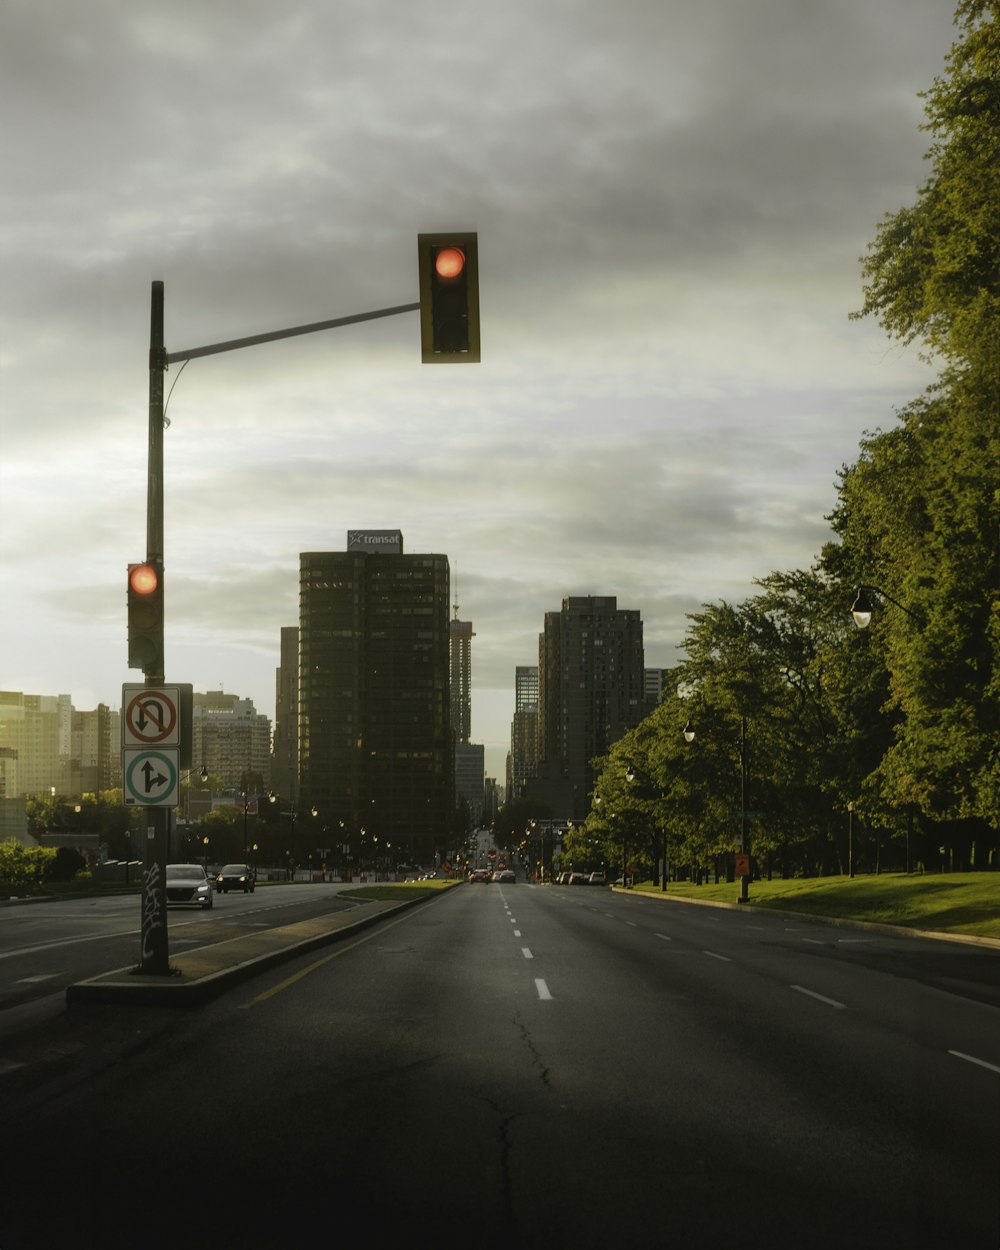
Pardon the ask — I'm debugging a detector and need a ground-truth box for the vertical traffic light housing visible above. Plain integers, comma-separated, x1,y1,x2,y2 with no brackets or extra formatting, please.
418,232,480,363
127,560,164,676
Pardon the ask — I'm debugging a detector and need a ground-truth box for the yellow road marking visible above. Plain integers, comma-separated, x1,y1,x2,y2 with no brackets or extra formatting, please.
239,909,417,1008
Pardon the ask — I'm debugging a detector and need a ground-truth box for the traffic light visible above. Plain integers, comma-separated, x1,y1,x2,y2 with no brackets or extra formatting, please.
127,560,164,676
418,232,480,363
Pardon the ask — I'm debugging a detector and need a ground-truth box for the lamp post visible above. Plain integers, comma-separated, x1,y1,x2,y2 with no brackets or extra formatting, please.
683,716,751,902
625,761,668,891
850,584,922,630
848,801,855,878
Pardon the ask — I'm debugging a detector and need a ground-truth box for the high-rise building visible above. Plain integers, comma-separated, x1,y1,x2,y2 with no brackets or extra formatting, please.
454,741,485,830
191,692,272,792
272,626,299,805
643,667,669,716
531,596,644,820
0,691,72,796
507,665,539,801
298,531,452,864
449,615,474,745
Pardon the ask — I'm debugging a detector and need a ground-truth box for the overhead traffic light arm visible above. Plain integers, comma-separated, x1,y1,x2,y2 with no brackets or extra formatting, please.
164,302,420,365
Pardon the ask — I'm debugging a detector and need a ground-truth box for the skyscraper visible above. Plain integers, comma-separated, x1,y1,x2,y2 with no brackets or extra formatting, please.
298,531,451,864
507,665,539,802
531,596,644,820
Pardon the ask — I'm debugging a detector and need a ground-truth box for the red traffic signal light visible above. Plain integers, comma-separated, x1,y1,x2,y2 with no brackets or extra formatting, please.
127,560,164,677
129,563,159,596
418,232,480,363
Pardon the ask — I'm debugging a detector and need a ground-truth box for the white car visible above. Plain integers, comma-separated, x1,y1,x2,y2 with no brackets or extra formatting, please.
165,863,214,909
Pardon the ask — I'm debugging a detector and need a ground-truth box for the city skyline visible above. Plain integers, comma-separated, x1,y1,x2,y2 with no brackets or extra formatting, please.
1,1,954,786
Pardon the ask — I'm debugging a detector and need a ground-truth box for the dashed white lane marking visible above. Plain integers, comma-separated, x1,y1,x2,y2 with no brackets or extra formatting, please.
703,950,731,962
626,921,637,927
16,974,58,983
791,985,846,1009
535,979,552,1000
948,1050,1000,1076
655,933,672,942
802,938,826,946
514,930,521,937
522,948,534,960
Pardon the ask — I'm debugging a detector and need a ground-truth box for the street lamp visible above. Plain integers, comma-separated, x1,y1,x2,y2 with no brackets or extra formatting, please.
850,584,922,630
683,715,752,903
847,801,855,879
624,761,668,892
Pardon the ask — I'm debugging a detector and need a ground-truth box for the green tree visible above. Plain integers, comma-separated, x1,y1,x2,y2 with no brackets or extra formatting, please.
852,1,1000,389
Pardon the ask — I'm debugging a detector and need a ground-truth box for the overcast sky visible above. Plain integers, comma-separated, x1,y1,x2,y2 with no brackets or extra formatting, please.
1,0,955,781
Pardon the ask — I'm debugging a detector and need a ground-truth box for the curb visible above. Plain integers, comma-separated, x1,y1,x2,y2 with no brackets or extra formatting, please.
611,886,1000,951
65,891,437,1008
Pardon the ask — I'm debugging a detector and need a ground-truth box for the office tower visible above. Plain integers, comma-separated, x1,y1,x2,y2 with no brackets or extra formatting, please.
191,692,272,792
272,626,299,805
534,596,644,820
449,615,474,745
298,531,451,865
507,665,539,802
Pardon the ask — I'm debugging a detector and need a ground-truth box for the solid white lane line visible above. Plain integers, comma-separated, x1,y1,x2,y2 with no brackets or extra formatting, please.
791,985,846,1009
522,947,534,959
948,1050,1000,1076
655,933,672,942
535,979,552,1000
703,950,731,962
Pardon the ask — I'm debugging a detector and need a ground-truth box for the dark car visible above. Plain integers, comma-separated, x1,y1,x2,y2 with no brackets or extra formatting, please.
165,863,214,908
215,863,255,893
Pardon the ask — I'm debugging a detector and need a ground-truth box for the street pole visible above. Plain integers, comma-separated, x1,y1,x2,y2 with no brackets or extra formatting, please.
140,281,170,975
739,715,749,904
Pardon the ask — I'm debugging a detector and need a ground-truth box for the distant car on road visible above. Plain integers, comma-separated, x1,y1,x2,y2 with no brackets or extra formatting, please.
165,864,214,909
494,869,516,883
215,863,255,894
469,868,491,883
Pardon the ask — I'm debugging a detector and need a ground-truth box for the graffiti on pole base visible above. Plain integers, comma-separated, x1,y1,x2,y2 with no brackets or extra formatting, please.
141,860,164,963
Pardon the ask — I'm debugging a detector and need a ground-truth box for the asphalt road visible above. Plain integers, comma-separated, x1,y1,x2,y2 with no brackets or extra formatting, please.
2,883,998,1250
0,882,368,1032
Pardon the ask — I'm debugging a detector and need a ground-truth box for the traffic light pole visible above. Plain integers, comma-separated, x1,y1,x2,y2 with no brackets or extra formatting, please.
137,282,425,974
140,281,170,975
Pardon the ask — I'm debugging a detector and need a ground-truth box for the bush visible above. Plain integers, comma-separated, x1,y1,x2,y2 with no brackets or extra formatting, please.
0,840,56,887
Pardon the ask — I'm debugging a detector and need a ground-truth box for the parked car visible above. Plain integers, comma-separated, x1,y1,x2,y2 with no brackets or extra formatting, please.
165,863,213,909
588,871,607,885
567,872,588,885
215,863,256,893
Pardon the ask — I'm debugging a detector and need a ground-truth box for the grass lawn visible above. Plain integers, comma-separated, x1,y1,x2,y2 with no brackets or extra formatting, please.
339,879,461,903
629,872,1000,940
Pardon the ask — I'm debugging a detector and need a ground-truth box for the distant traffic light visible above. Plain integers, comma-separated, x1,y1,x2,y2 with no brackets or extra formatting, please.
418,232,480,363
127,560,164,676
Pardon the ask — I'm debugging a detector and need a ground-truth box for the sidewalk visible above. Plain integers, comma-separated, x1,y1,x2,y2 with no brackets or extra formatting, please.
66,893,428,1007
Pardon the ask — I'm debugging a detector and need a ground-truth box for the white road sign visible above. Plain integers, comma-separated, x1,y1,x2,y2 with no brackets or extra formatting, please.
122,685,181,746
123,747,180,807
